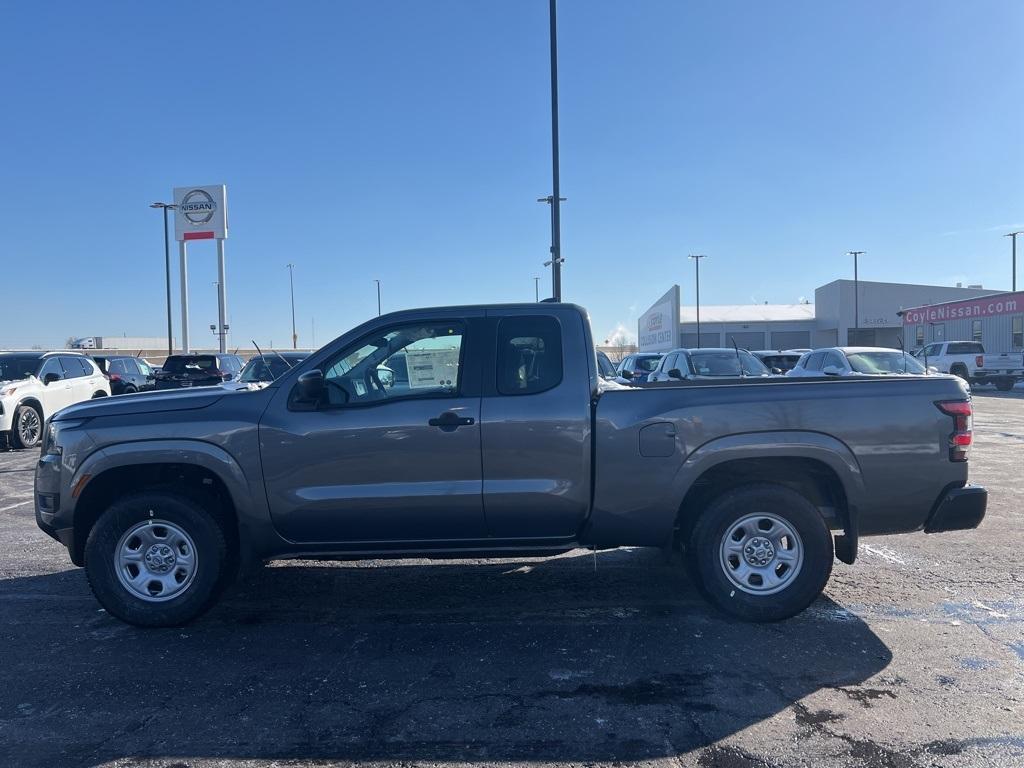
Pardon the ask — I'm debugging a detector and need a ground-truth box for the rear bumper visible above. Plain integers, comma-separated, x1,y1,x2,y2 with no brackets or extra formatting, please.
924,485,987,533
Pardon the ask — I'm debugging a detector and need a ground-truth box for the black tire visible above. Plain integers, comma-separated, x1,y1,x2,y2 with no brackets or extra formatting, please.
91,391,107,398
688,483,833,622
950,365,969,383
995,379,1014,392
10,403,43,449
84,491,229,627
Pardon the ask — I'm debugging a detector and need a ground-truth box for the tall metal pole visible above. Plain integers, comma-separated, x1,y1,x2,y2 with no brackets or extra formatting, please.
847,251,865,343
1006,232,1022,292
689,254,706,348
216,240,228,354
534,277,540,302
548,0,562,301
287,263,297,349
151,203,177,355
374,279,381,316
179,241,190,353
162,208,173,354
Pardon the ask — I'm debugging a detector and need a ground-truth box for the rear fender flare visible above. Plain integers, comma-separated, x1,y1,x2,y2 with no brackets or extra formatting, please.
667,430,867,536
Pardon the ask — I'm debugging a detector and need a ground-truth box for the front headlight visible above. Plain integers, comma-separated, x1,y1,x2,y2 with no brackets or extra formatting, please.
42,419,86,457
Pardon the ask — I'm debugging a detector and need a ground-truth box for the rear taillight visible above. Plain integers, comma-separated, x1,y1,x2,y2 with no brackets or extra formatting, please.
975,355,984,368
108,374,121,382
936,400,972,462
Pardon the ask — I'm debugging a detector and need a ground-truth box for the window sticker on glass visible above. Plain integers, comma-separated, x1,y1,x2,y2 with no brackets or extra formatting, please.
407,348,460,389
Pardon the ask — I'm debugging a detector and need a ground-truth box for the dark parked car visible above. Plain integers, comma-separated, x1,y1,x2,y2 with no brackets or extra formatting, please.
234,351,310,385
37,303,985,627
750,350,807,374
616,352,663,382
92,355,157,395
154,353,244,389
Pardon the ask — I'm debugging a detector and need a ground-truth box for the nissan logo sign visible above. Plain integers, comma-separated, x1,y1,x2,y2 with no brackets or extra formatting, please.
180,189,216,225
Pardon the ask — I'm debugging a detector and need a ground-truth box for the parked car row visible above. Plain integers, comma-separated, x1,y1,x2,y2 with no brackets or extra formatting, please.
602,345,966,386
0,348,313,449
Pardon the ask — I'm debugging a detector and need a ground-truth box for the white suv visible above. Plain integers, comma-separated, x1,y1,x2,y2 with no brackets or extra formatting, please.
0,352,111,448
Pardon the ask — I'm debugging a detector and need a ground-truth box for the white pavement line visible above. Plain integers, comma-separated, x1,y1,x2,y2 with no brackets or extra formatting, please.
0,500,32,513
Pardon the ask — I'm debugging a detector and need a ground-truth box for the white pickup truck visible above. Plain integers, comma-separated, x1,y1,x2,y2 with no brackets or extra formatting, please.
914,341,1024,390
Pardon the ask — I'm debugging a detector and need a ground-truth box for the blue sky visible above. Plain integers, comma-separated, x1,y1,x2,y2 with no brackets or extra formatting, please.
2,1,1021,349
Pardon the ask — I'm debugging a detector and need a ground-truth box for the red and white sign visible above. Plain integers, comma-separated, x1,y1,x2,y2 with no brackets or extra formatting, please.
173,185,228,241
902,292,1023,325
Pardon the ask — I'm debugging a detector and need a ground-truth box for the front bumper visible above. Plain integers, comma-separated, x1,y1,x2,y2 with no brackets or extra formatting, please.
924,485,987,533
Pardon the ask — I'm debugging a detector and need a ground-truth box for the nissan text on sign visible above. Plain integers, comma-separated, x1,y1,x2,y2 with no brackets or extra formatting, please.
173,185,228,241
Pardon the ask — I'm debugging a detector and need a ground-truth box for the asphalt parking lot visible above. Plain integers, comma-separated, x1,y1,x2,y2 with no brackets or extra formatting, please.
0,391,1022,768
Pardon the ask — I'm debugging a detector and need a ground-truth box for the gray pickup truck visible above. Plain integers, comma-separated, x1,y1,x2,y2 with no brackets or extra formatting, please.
35,303,986,626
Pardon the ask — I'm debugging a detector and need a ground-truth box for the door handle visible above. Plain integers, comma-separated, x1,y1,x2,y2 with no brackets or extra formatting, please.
428,411,475,432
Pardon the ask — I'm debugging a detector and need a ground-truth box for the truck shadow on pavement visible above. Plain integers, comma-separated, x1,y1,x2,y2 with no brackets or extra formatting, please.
2,548,892,767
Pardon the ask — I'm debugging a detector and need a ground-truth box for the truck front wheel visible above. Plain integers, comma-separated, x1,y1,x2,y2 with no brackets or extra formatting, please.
84,491,228,627
689,483,833,621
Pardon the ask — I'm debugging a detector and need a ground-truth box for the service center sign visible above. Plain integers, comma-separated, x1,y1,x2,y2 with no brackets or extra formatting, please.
902,291,1022,325
638,285,680,352
173,185,228,241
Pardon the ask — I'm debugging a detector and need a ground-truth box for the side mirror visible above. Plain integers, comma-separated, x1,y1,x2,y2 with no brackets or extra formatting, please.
771,367,783,375
927,365,939,374
668,368,683,380
44,372,60,385
619,370,634,380
822,365,842,376
296,369,325,402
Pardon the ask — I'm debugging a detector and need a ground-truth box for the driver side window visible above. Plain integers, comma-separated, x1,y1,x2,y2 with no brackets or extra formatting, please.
319,321,465,407
38,358,64,382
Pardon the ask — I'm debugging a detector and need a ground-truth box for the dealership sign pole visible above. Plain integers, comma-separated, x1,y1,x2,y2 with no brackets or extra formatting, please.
173,185,229,353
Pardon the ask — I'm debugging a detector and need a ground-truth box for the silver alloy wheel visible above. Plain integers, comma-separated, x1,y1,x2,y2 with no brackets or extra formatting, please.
719,512,804,595
115,519,198,602
17,408,41,446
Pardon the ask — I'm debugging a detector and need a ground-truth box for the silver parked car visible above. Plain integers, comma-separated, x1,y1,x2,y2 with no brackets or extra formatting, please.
648,347,772,382
787,347,928,377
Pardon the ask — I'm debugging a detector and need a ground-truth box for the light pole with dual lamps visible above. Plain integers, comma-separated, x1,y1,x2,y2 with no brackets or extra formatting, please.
1005,232,1022,292
688,254,707,348
149,202,177,355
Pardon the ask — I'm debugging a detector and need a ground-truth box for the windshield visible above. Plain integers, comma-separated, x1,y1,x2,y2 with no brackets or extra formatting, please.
847,351,926,374
688,350,769,377
162,355,217,374
239,355,304,383
0,355,41,381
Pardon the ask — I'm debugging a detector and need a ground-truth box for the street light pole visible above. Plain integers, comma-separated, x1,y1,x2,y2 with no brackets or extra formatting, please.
374,279,381,316
847,251,865,343
286,263,297,349
534,277,540,302
150,202,177,355
689,254,707,348
537,0,564,302
1005,232,1022,292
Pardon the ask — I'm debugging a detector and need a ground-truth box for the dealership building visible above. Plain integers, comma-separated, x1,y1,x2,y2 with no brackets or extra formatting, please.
638,280,1010,353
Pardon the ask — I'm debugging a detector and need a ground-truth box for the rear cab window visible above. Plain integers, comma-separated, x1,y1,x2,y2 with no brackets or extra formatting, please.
496,316,563,395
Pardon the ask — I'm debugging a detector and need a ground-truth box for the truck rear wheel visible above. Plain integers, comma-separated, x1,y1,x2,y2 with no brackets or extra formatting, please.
84,491,228,627
688,483,833,621
995,379,1014,392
